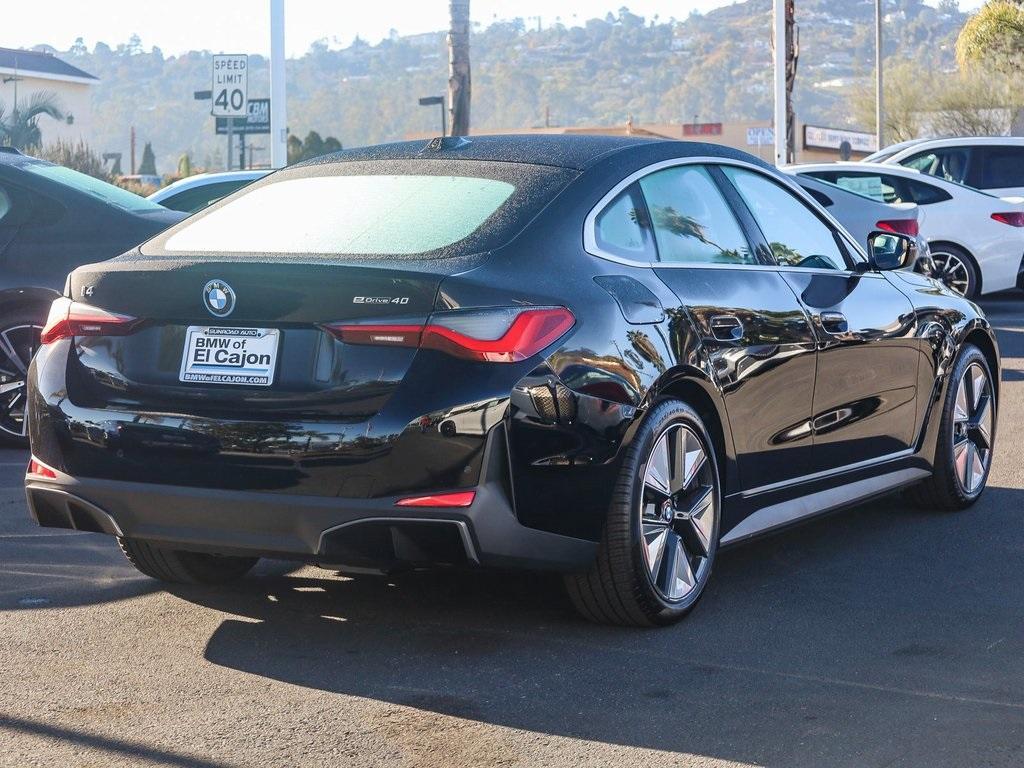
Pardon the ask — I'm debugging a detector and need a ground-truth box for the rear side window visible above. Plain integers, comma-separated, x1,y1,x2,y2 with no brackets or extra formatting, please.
725,167,847,271
905,179,951,205
638,165,755,265
805,171,903,203
147,160,575,259
974,146,1024,189
594,184,656,262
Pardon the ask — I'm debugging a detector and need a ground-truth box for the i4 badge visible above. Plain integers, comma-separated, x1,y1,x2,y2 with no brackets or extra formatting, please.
203,280,236,318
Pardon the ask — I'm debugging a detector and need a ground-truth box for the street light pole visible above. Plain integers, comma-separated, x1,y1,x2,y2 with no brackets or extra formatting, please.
418,96,446,137
269,0,288,167
875,0,884,151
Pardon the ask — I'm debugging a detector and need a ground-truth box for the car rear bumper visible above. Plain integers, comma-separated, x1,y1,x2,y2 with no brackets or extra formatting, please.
24,433,597,573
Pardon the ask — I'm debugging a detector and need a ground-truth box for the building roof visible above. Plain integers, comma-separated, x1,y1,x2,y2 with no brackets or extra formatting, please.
0,47,98,84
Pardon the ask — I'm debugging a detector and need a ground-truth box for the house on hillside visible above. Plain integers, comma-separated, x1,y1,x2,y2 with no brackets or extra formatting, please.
0,47,98,145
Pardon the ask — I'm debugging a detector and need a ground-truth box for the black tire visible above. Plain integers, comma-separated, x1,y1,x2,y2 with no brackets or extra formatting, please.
564,399,721,627
908,343,995,511
0,307,46,446
118,537,258,584
930,244,979,299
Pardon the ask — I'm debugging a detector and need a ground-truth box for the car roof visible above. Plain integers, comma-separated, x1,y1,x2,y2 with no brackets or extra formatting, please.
788,161,993,198
150,170,270,198
883,136,1024,160
294,134,765,172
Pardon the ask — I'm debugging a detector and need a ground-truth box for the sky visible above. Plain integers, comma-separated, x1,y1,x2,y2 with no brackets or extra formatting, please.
0,0,989,58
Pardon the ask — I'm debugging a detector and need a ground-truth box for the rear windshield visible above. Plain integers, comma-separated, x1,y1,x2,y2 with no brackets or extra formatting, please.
145,159,575,259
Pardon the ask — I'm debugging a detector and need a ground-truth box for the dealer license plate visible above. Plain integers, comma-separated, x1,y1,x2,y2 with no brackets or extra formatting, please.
179,326,280,386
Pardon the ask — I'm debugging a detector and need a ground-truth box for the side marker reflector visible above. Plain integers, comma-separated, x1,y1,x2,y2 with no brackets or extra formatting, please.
395,491,476,508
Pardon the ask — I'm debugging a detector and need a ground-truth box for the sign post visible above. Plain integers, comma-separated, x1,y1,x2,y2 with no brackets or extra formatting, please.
212,54,248,171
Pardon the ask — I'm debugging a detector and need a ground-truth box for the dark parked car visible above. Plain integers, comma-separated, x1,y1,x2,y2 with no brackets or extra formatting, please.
24,136,998,626
0,148,184,440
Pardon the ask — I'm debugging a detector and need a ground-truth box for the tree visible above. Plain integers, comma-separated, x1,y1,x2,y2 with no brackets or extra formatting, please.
447,0,471,135
0,92,64,150
850,60,928,142
287,131,342,164
36,140,110,180
956,0,1024,71
138,141,157,175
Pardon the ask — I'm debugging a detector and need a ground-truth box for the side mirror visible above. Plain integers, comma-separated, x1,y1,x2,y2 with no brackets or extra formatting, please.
867,231,917,271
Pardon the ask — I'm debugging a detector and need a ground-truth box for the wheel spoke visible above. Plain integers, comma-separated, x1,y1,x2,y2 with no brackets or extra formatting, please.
954,375,970,423
660,532,695,600
682,429,707,492
0,330,26,376
645,433,671,496
972,395,992,450
970,444,986,492
678,485,714,556
969,365,987,412
642,523,670,580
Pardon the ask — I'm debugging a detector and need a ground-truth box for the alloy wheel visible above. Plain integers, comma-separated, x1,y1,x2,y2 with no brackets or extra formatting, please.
952,362,993,495
639,423,716,602
0,324,42,439
930,251,971,296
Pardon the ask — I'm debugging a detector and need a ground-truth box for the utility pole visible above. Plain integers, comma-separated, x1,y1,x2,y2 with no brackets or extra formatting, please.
130,126,136,175
269,0,288,167
875,0,884,150
771,0,798,165
447,0,471,136
772,0,786,166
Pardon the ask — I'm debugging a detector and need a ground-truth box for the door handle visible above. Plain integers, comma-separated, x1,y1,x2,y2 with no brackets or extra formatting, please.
709,314,744,341
819,311,849,335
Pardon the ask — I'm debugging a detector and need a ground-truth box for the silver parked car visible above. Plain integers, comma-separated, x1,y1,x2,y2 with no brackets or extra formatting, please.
787,171,932,274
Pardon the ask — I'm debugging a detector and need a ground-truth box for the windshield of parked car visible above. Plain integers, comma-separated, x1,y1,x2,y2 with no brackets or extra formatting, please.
20,161,167,214
148,159,575,258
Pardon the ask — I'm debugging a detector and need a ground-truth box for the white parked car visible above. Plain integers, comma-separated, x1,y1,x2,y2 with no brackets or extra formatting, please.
149,170,270,214
791,162,1024,298
865,137,1024,198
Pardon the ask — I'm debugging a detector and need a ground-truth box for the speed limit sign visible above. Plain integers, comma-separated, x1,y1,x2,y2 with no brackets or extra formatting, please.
211,54,248,117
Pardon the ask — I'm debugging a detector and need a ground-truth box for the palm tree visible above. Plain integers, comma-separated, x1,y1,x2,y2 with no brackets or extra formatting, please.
0,92,65,150
447,0,471,136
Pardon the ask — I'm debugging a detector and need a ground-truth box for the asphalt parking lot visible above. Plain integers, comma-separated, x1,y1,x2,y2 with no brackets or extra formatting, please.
2,295,1024,768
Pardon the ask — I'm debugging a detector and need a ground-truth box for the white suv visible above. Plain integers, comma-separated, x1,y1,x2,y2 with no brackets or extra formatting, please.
865,137,1024,198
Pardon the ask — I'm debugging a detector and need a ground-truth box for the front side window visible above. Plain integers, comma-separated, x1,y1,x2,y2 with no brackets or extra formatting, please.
725,167,848,271
638,165,755,265
594,183,656,262
902,149,969,185
0,185,11,225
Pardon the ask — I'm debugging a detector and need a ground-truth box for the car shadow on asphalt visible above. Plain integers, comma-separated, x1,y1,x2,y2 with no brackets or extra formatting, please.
172,486,1024,767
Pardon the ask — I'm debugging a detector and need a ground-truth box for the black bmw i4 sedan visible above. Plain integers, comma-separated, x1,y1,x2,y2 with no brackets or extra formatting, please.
24,135,998,626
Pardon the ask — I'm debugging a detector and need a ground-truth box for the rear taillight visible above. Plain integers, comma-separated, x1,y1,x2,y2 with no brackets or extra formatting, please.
40,298,140,345
991,212,1024,227
323,307,575,363
27,457,57,479
875,219,919,237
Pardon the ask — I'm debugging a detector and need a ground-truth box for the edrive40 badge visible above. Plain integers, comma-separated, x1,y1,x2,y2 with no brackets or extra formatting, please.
203,279,236,317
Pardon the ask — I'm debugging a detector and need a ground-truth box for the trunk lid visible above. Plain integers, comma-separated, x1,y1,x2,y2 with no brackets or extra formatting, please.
66,257,459,419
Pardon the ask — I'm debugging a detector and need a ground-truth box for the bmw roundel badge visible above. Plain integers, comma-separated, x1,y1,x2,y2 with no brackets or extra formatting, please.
203,280,236,318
